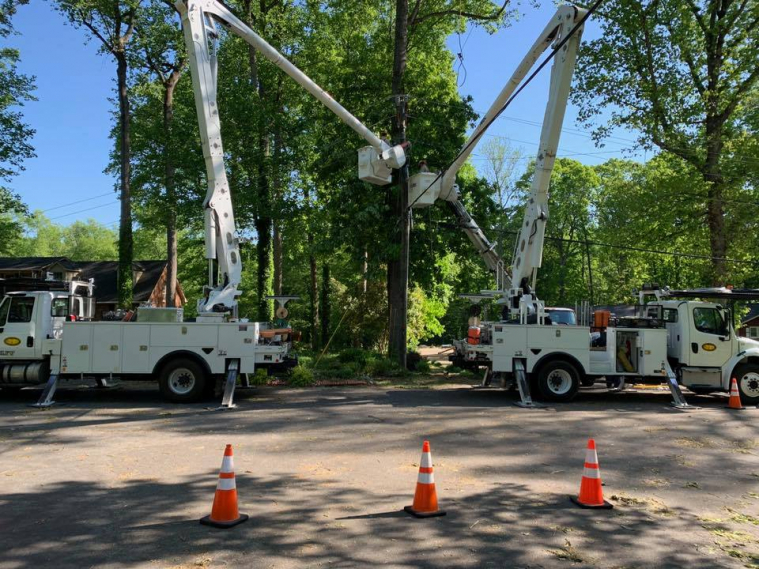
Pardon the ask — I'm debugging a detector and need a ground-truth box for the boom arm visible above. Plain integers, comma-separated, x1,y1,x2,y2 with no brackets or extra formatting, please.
177,0,407,314
409,6,585,315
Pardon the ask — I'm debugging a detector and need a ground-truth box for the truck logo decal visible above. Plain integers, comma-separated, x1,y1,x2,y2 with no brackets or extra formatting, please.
4,337,20,346
0,350,14,356
702,343,717,352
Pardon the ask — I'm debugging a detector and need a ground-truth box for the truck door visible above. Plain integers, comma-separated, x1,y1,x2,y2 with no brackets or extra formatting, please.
0,295,38,359
687,305,732,368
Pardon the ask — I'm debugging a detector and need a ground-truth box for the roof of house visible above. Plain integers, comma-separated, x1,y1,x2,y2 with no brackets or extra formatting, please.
77,260,168,304
0,257,170,305
741,304,759,325
0,256,79,272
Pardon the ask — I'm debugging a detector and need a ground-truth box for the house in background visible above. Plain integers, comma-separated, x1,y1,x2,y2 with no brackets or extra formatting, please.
0,257,186,319
738,304,759,340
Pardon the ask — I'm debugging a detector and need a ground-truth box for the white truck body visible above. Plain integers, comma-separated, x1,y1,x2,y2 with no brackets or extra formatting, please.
0,290,294,403
455,297,759,405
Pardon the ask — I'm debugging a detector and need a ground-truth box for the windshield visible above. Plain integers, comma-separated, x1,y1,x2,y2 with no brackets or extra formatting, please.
7,297,35,323
548,310,576,325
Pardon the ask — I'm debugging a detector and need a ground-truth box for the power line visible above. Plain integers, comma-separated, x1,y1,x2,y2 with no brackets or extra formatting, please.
41,191,114,213
48,200,119,221
494,228,759,266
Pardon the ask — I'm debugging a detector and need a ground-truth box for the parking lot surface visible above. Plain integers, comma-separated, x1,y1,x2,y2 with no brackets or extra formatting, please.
1,383,758,568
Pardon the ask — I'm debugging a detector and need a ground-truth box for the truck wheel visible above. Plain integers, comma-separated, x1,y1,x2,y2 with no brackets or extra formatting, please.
158,358,207,403
732,363,759,405
536,360,580,402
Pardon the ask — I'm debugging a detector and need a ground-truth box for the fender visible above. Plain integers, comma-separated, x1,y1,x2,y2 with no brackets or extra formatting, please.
722,348,759,390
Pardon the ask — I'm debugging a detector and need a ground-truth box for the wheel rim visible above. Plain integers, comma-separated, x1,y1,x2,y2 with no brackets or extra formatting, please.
547,369,573,395
739,372,759,398
168,367,196,395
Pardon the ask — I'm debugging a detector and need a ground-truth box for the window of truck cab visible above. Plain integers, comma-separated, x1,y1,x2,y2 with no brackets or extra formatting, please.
693,307,727,335
51,298,68,317
0,297,8,325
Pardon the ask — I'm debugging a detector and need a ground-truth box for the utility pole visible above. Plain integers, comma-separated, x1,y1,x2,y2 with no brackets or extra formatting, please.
389,93,410,368
388,0,410,369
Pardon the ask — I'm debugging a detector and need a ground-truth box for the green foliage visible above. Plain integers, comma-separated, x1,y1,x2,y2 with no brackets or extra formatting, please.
414,358,431,374
289,365,315,387
573,0,759,282
251,367,269,386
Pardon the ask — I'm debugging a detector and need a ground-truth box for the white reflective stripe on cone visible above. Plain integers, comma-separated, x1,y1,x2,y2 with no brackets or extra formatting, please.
585,449,598,464
420,452,433,468
221,456,235,473
417,472,435,484
217,477,237,491
583,467,601,479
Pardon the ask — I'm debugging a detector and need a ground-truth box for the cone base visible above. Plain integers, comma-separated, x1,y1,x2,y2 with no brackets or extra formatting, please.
727,405,746,410
570,496,613,509
200,513,249,528
404,505,447,518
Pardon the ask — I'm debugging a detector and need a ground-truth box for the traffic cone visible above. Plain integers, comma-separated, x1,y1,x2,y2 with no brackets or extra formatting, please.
570,438,612,509
728,378,744,410
404,440,446,518
200,444,249,528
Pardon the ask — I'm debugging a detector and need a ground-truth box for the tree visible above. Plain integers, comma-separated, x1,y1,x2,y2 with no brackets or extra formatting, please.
135,0,185,306
573,0,759,283
0,0,34,250
55,0,143,307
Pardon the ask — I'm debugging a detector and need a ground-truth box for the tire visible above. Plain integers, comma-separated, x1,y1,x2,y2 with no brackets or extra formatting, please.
158,358,208,403
536,360,580,402
731,363,759,405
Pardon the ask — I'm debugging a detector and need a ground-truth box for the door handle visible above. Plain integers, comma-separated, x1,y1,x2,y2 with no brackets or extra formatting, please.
691,342,698,354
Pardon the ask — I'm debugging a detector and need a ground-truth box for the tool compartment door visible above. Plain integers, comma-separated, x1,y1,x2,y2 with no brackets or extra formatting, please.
61,322,94,373
91,324,123,373
121,325,151,373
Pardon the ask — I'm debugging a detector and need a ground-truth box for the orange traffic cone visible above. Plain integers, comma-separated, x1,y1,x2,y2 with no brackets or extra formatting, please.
570,438,612,509
728,378,744,410
404,440,446,518
200,444,249,528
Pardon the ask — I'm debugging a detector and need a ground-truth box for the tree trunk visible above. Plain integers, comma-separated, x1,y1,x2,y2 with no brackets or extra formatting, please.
163,72,180,308
321,264,331,348
116,53,133,309
387,0,410,365
272,109,284,296
703,118,726,285
249,39,274,322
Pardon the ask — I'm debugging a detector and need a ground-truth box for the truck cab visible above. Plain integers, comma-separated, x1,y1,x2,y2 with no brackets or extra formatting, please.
0,281,95,386
649,297,759,403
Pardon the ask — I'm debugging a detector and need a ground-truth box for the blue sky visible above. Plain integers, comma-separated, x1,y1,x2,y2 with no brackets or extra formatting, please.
8,1,643,227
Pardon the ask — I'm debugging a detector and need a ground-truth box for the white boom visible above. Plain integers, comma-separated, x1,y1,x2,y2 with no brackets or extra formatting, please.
177,0,406,314
409,6,585,317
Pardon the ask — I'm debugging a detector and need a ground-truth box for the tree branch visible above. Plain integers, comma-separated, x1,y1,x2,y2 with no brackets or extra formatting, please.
79,11,115,53
662,20,705,95
411,0,508,26
684,0,708,35
719,64,759,122
408,0,423,26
